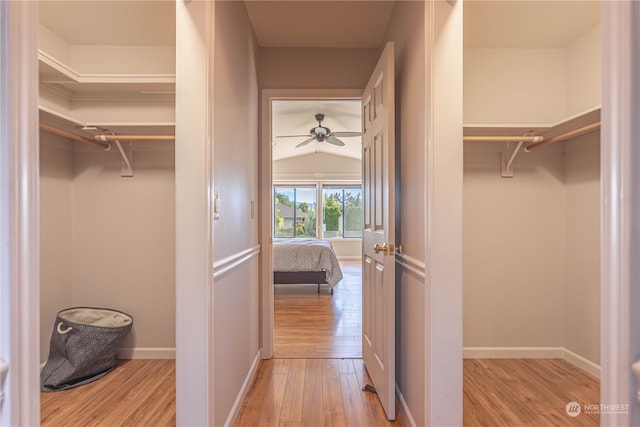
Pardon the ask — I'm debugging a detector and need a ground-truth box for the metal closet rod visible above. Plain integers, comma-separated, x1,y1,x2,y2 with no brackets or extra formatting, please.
39,123,109,150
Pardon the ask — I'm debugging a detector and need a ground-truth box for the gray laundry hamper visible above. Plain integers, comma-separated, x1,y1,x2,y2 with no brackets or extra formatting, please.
41,307,133,392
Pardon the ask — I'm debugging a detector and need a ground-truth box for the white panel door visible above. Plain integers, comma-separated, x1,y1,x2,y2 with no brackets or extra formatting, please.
361,41,396,420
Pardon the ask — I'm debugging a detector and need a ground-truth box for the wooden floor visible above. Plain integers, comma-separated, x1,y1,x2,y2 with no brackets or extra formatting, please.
40,358,600,427
464,358,600,426
233,358,406,426
274,260,362,358
41,359,175,427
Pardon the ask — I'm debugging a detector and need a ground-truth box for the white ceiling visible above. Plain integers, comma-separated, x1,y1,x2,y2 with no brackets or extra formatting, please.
243,1,395,48
464,0,601,49
272,100,362,161
38,1,601,50
39,0,176,47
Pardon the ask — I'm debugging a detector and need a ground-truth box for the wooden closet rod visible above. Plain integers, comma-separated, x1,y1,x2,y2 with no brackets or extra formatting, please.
95,134,175,142
39,123,110,150
525,122,601,152
464,135,543,143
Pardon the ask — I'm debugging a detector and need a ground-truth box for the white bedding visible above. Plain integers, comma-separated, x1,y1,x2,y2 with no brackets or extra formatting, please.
273,239,344,287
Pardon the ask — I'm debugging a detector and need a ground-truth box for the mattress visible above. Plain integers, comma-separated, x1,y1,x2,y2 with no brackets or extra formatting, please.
273,238,344,287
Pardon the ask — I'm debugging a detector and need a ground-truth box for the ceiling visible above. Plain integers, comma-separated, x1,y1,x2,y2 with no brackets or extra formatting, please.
244,1,395,48
272,100,362,161
38,1,601,50
38,0,176,46
464,0,600,49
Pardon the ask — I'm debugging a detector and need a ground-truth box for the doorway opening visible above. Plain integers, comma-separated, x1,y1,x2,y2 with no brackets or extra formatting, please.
261,91,364,359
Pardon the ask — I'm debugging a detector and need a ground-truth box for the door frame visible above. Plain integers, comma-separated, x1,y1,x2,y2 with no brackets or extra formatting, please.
0,1,41,425
600,2,637,425
259,89,363,358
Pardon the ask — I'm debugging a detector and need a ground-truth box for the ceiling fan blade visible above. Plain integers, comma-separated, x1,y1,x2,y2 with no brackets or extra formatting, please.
295,137,316,148
326,136,345,146
276,134,312,138
331,131,361,137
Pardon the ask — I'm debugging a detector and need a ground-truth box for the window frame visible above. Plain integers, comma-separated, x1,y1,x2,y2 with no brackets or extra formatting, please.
272,181,363,240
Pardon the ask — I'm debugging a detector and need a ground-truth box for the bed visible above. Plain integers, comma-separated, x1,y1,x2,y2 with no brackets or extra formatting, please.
273,238,343,294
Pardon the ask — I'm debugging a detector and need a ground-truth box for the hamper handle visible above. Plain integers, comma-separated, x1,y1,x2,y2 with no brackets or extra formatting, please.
57,322,73,335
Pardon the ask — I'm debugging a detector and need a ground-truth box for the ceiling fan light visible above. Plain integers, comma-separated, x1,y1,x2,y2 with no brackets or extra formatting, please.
315,127,327,135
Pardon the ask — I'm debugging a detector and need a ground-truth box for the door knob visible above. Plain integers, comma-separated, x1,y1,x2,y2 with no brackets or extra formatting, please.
373,243,388,255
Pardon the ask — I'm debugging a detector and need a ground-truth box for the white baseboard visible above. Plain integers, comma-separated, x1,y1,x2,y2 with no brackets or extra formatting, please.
117,347,176,359
396,384,417,427
464,346,600,378
224,350,262,427
562,347,601,378
463,346,563,359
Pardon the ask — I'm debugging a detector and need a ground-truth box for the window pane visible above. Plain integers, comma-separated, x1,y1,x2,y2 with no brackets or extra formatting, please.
295,187,316,238
322,188,343,238
274,186,317,238
344,188,362,238
274,187,294,237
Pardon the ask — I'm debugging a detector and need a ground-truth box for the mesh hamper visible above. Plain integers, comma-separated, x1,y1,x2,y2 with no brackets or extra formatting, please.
41,307,133,392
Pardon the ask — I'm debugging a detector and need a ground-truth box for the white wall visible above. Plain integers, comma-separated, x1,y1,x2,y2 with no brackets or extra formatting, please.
563,134,600,364
39,24,175,75
463,137,601,369
428,1,464,424
70,144,175,353
565,24,601,117
211,2,260,426
464,48,565,125
464,23,601,126
463,146,566,348
175,0,210,424
273,152,360,181
39,137,73,362
39,137,176,362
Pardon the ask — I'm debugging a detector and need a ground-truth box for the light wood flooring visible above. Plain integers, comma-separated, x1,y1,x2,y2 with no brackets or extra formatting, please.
274,260,362,358
41,359,174,427
233,358,407,426
464,358,600,426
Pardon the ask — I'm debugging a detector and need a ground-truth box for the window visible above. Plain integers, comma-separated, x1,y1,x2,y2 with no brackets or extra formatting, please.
322,186,362,238
273,184,362,239
273,186,317,238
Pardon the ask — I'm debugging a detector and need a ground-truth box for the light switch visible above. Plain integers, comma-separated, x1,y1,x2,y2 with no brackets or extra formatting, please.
213,192,220,220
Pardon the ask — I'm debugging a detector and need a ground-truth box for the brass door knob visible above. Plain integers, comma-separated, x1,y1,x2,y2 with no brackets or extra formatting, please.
373,243,388,255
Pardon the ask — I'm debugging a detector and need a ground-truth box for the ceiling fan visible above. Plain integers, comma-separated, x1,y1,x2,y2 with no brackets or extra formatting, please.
277,113,361,148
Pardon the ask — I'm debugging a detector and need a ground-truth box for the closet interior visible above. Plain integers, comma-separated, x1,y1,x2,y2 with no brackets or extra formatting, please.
463,0,601,377
38,1,176,366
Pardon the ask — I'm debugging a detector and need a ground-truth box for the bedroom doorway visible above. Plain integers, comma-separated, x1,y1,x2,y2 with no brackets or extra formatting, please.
263,92,364,359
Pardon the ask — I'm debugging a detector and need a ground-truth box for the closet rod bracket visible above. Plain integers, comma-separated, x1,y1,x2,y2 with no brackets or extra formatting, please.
98,135,133,177
501,136,542,178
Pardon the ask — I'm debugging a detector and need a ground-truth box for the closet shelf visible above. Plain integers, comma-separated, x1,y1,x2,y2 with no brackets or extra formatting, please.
39,108,175,178
463,108,601,177
39,52,175,102
464,107,601,149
